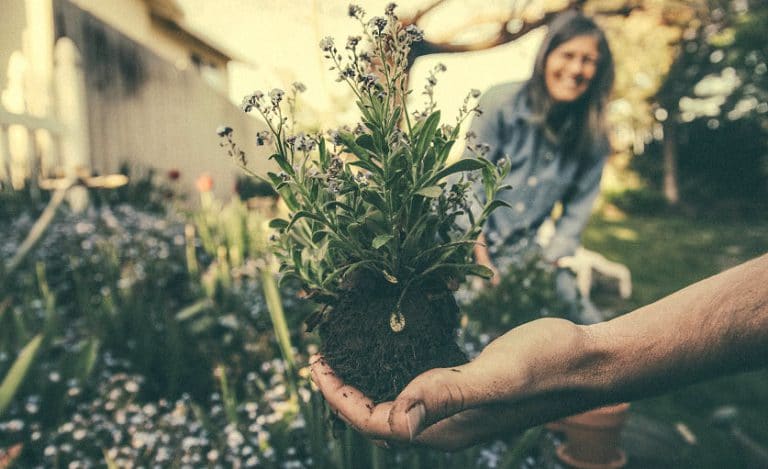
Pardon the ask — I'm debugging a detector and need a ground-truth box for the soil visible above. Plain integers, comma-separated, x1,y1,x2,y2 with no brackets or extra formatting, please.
317,273,467,403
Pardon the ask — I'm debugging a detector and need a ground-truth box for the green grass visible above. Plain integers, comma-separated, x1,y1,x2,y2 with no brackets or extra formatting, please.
582,210,768,468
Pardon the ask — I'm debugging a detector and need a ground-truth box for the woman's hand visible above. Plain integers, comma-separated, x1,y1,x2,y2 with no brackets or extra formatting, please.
311,318,592,451
474,233,501,287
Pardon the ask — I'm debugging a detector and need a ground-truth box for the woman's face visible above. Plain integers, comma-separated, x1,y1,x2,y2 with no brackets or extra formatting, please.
544,35,600,103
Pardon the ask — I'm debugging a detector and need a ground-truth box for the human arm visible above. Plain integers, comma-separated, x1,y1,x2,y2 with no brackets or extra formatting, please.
311,253,768,451
473,232,500,286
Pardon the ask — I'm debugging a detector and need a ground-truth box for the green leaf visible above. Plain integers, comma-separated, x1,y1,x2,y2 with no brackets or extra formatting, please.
481,199,512,220
355,100,374,123
322,260,379,288
0,334,43,417
286,211,328,231
269,153,295,176
372,234,393,249
418,262,494,280
339,132,376,164
277,270,302,289
268,218,289,230
348,160,382,177
483,166,495,202
388,107,402,133
413,240,477,265
292,249,303,273
175,298,215,321
356,134,376,152
311,230,328,244
414,111,441,160
435,139,455,166
267,172,283,187
414,185,443,198
278,188,300,211
309,179,319,201
347,222,363,237
426,158,486,186
463,264,495,279
323,201,355,213
361,190,388,214
74,338,100,382
318,137,329,170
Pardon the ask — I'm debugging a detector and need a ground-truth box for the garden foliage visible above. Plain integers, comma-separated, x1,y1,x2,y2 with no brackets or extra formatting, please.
223,4,512,316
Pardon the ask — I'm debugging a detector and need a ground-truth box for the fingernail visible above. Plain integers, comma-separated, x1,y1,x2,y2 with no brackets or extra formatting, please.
405,403,426,441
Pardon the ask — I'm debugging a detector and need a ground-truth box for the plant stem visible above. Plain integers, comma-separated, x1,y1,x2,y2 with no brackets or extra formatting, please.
259,265,299,401
5,182,72,275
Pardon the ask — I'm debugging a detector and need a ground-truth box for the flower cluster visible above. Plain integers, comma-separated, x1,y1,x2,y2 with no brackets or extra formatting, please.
221,3,509,314
416,62,448,120
0,367,316,468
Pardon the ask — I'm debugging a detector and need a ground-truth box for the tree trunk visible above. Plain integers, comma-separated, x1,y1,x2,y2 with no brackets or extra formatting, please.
662,118,680,205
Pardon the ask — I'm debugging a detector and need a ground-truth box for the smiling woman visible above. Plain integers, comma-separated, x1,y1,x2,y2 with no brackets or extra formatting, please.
469,10,615,325
544,35,599,103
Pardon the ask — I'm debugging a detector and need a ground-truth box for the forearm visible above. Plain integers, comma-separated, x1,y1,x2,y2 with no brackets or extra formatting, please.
473,232,492,265
572,254,768,403
461,254,768,439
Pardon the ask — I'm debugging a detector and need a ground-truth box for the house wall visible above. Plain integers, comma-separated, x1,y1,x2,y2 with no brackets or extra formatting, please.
0,3,29,98
67,0,228,92
55,0,272,199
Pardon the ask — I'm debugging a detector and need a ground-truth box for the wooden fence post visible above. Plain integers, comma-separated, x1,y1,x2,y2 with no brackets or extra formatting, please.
54,37,90,211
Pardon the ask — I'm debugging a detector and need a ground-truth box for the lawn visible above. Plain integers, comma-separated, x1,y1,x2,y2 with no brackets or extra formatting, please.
582,209,768,468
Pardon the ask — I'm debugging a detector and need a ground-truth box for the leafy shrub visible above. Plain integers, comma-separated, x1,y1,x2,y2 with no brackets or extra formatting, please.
463,250,569,337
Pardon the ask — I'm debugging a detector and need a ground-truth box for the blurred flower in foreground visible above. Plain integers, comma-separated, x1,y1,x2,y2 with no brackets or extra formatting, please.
195,173,214,193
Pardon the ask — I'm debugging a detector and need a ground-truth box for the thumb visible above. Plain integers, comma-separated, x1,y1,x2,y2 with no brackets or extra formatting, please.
388,366,474,441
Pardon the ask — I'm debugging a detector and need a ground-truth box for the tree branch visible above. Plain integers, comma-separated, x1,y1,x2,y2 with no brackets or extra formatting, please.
405,0,640,67
406,0,448,25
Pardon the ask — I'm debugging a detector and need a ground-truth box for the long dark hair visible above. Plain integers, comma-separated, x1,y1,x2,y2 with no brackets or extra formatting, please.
526,10,614,159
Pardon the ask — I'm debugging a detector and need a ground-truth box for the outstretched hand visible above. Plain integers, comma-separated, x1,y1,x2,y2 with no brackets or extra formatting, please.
311,255,768,451
310,318,593,451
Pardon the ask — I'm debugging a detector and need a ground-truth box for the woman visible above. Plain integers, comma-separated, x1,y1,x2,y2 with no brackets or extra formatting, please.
469,10,615,324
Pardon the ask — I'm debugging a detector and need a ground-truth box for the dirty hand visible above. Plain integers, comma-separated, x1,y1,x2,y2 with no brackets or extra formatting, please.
310,318,592,451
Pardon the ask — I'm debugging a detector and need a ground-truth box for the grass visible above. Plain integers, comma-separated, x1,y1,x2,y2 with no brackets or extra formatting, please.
582,208,768,468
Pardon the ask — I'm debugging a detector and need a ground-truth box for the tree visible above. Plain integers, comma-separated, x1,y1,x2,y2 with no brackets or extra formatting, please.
652,0,768,205
399,0,641,66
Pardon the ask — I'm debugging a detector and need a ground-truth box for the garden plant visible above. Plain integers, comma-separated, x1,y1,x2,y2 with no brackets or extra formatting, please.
222,4,511,402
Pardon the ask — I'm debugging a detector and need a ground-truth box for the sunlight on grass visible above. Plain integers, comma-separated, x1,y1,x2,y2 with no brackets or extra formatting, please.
606,226,638,241
583,211,768,469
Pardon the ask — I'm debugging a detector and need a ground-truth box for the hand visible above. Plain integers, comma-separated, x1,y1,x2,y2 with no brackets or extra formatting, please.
311,318,591,451
473,235,500,287
312,255,768,451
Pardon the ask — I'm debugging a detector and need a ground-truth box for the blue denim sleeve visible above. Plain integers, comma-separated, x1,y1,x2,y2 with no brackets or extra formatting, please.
543,137,609,261
463,83,522,223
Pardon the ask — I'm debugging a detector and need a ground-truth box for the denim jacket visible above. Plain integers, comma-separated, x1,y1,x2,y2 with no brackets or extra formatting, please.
465,81,608,262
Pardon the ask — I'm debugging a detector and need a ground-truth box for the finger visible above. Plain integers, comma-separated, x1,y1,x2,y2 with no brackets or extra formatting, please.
308,354,323,367
414,406,520,452
491,273,501,287
388,366,475,441
310,358,399,439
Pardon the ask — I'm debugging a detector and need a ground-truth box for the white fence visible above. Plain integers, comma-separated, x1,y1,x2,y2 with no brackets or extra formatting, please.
0,32,89,191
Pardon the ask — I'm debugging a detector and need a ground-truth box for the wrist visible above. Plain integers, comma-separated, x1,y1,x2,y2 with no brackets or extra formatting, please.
526,321,617,409
508,319,597,396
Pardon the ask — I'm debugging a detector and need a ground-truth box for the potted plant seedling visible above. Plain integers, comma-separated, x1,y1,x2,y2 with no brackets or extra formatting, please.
220,4,511,402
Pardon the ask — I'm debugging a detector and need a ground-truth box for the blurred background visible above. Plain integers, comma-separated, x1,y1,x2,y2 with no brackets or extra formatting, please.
0,0,766,467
